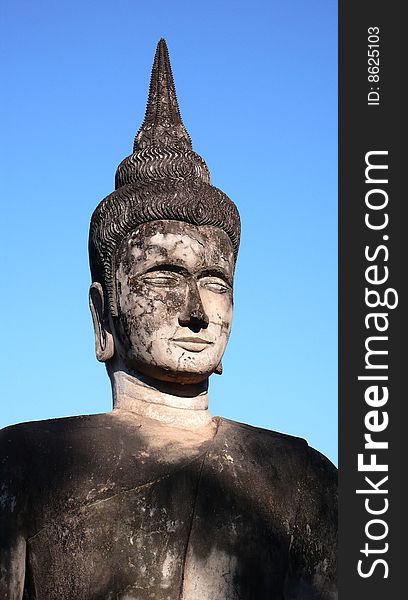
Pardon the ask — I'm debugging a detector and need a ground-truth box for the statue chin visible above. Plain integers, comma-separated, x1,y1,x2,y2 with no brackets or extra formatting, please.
130,362,214,385
114,332,227,386
115,331,228,385
115,354,216,386
107,336,225,389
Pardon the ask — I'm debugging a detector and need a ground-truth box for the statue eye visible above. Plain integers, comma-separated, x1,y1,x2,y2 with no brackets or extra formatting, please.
200,278,231,294
139,272,182,287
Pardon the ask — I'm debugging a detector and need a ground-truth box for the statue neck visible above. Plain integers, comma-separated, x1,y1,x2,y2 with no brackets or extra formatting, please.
108,365,213,429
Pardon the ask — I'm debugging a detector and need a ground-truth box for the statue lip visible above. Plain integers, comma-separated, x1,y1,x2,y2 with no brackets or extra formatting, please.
172,337,213,344
171,337,213,351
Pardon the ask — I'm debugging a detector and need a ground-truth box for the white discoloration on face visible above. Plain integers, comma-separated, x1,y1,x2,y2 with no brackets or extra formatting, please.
114,220,235,384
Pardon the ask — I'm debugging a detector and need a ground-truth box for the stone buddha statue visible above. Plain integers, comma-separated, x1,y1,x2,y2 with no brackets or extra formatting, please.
0,39,337,599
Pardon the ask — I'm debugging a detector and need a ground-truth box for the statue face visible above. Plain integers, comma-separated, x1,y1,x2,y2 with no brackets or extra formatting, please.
113,220,235,384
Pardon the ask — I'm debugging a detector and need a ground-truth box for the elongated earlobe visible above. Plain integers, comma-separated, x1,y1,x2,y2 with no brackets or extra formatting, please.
215,361,223,375
89,283,114,362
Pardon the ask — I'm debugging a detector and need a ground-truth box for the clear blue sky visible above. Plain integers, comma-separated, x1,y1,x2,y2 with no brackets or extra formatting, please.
0,0,337,463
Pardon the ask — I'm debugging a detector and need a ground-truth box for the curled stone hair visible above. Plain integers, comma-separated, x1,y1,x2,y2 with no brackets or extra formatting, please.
89,38,241,315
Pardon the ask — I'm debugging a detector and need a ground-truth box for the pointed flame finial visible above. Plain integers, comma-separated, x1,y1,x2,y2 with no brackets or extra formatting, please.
133,38,192,151
90,39,241,315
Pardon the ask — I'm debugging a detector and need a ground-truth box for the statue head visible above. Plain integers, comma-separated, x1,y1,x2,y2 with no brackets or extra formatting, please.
88,39,240,385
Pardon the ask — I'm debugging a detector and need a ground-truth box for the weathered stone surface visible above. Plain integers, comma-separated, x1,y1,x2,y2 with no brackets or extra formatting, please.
0,414,336,599
0,37,337,599
112,220,234,385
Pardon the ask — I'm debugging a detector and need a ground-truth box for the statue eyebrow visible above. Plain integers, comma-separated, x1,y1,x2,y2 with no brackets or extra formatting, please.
197,268,232,286
131,263,232,285
139,263,190,276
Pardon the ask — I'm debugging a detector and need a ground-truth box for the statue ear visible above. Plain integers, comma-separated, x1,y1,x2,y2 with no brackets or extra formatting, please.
89,282,114,362
215,361,223,375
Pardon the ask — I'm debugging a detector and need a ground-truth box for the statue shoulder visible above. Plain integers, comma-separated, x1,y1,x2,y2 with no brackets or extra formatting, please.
1,412,114,433
218,416,336,469
215,419,337,599
218,416,308,442
216,417,337,509
304,443,337,486
217,417,336,454
0,413,120,463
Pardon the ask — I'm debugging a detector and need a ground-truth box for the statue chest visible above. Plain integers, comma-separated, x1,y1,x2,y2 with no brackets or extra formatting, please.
26,455,201,599
24,423,297,600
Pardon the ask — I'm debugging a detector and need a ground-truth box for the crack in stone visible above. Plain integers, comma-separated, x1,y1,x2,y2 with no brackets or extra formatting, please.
178,421,219,599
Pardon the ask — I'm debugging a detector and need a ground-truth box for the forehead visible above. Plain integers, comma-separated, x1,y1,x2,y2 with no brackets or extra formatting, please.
116,220,235,275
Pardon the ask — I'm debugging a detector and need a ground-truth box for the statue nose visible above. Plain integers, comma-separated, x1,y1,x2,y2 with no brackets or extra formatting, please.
178,279,209,331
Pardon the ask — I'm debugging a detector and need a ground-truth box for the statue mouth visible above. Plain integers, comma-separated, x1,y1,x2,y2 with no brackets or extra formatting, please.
172,337,213,352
